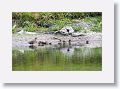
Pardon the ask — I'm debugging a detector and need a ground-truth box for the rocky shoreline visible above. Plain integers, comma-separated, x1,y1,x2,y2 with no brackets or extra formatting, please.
12,32,102,49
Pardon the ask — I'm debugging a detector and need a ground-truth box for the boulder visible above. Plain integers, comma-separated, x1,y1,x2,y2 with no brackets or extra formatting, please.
59,26,74,35
17,29,37,35
72,32,86,37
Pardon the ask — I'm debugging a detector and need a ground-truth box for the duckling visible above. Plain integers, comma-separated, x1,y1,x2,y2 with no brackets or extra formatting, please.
38,41,43,46
41,41,47,45
86,40,89,44
67,48,70,52
38,41,41,44
68,40,71,45
63,40,66,45
28,37,37,44
38,44,44,46
58,39,62,45
49,42,52,45
63,40,66,43
38,41,48,46
29,45,37,49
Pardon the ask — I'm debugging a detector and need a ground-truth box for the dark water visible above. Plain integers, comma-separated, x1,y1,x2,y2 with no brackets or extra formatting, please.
12,46,102,71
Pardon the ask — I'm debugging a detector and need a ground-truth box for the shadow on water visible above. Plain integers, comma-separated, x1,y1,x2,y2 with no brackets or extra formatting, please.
12,44,102,71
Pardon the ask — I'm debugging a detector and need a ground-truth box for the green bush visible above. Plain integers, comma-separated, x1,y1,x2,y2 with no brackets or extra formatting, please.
73,26,83,32
23,21,37,32
12,12,102,33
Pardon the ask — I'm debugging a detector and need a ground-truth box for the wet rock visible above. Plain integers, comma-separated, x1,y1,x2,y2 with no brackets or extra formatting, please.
72,32,86,37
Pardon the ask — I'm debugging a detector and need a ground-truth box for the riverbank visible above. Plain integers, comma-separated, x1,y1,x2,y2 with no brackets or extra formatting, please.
12,32,102,49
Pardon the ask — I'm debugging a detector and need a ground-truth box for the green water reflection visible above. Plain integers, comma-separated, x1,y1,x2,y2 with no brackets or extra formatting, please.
12,47,102,71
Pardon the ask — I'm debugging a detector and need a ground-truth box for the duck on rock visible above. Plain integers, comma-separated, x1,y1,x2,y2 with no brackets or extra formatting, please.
28,37,37,45
38,41,48,46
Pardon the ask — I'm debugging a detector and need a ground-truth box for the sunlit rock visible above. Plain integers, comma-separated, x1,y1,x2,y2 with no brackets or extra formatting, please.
72,32,86,37
17,29,37,35
59,26,74,35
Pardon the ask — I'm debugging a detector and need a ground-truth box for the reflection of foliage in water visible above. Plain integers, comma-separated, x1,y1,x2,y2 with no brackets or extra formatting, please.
12,47,102,71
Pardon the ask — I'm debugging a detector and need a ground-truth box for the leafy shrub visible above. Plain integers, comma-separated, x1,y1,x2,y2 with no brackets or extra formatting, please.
23,21,37,32
12,12,102,33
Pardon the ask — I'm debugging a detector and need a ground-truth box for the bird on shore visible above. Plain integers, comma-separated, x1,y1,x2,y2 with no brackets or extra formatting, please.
28,37,37,44
67,48,70,52
38,41,47,46
86,40,89,44
68,40,71,45
29,45,37,49
66,29,70,34
63,40,66,45
58,39,62,45
49,42,52,45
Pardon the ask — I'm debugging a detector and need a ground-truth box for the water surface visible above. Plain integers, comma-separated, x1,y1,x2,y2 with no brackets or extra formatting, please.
12,45,102,71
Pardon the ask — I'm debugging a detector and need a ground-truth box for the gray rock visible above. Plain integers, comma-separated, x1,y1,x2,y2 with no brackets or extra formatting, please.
72,32,86,37
59,26,74,35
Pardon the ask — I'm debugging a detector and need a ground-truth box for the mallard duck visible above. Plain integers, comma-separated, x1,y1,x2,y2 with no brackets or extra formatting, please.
41,41,47,45
28,38,37,44
58,39,62,45
29,45,37,49
49,43,52,45
68,40,71,45
86,40,89,44
63,40,66,45
38,41,47,46
63,40,66,43
67,48,70,52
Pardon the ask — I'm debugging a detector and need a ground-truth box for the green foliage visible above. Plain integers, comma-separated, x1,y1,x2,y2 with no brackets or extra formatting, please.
23,21,37,32
48,18,72,31
73,26,83,32
12,24,17,33
12,12,102,33
12,12,35,28
82,16,102,32
55,18,71,26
